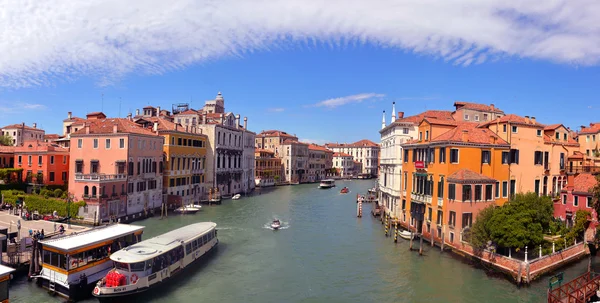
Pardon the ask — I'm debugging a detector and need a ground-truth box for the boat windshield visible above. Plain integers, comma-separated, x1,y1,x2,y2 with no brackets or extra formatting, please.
114,261,129,271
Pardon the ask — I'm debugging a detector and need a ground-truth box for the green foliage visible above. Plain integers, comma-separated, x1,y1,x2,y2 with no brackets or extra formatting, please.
548,218,568,236
591,175,600,221
0,135,12,146
0,168,23,184
0,189,84,217
469,192,554,250
565,210,591,244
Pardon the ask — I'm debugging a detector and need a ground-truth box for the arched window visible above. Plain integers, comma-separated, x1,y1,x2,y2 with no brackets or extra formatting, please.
92,186,97,197
84,186,89,196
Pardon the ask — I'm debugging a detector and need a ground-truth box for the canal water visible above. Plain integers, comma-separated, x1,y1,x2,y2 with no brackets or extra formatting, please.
8,180,595,302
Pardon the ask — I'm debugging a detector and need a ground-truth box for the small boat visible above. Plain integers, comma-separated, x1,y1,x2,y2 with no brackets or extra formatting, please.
318,179,336,189
174,205,200,214
189,203,203,211
93,222,218,299
399,230,413,240
232,194,241,200
368,187,377,194
340,187,349,194
271,219,281,230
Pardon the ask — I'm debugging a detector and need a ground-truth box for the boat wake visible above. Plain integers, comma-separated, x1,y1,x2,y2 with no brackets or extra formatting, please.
263,221,289,230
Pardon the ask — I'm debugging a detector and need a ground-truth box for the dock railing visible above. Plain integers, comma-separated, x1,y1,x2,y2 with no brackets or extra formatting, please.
548,271,600,303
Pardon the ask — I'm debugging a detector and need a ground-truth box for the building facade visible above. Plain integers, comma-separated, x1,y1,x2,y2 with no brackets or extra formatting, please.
578,123,600,163
326,140,380,176
241,125,256,193
332,152,354,178
451,101,505,122
255,130,298,157
556,173,598,228
1,123,45,147
255,149,283,187
0,146,14,169
307,144,330,182
69,117,164,223
281,140,309,183
13,141,69,186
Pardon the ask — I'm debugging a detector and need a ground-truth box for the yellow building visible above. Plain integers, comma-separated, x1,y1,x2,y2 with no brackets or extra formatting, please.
135,117,208,206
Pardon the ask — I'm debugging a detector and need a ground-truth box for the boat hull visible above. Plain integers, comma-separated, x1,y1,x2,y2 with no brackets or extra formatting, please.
399,232,413,240
94,239,219,301
271,224,280,230
37,273,100,302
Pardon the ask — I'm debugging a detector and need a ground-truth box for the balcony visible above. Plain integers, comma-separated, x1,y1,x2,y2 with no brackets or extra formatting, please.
567,165,600,175
75,173,127,182
411,192,432,204
437,197,443,207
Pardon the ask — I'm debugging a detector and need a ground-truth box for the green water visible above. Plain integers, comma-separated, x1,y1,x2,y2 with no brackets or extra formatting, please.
8,180,592,302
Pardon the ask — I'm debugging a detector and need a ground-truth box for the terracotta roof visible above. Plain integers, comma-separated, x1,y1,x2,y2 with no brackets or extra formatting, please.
543,134,579,147
544,124,562,130
63,116,85,122
422,117,459,126
579,123,600,135
281,138,307,145
15,140,69,153
257,130,297,138
1,124,42,131
308,144,330,152
454,101,504,113
71,118,157,136
333,152,352,157
568,152,584,159
394,110,454,124
479,114,544,128
143,106,155,109
0,146,15,153
44,134,60,140
572,173,598,194
175,109,199,115
447,169,497,184
430,123,509,145
326,139,379,148
136,116,189,133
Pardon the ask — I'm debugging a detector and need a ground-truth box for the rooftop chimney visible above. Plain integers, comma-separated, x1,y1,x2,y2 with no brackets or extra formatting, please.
202,112,207,124
153,122,158,132
113,124,118,133
461,129,469,142
21,122,25,127
135,109,140,116
489,135,496,144
391,102,396,121
85,123,90,134
244,117,248,130
156,106,161,117
127,113,132,121
33,123,37,129
68,112,72,119
490,104,495,111
221,113,225,125
398,112,404,119
525,116,530,124
531,116,536,124
235,114,241,129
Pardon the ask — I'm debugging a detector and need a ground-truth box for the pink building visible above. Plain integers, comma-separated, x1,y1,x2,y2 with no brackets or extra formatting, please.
69,115,164,223
556,173,598,228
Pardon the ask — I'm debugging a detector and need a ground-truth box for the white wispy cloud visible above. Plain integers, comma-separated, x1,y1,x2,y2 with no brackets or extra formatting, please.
0,102,47,114
267,107,285,113
313,93,385,108
300,138,329,145
1,1,599,88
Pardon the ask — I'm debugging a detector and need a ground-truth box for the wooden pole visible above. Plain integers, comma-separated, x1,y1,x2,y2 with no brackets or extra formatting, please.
419,231,424,255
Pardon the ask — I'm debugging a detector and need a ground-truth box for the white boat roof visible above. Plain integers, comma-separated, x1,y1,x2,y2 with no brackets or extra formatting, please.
110,222,217,264
0,264,14,277
41,224,145,253
322,179,335,182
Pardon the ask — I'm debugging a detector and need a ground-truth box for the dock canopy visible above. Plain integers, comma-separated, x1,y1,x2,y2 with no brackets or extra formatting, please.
40,224,145,253
110,222,216,263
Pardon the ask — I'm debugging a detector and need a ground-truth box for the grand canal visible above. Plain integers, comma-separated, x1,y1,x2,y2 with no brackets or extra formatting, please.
8,180,595,302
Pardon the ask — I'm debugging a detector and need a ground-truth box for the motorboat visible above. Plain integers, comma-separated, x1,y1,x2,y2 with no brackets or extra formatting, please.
399,230,413,240
232,194,241,200
340,187,349,194
271,219,281,230
174,205,200,214
318,179,336,189
368,187,377,194
93,222,218,299
189,203,203,211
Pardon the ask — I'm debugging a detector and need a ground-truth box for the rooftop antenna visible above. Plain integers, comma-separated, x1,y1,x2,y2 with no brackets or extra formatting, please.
101,92,104,112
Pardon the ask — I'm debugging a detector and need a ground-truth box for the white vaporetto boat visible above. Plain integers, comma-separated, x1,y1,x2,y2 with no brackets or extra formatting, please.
318,179,336,189
174,205,200,214
93,222,218,299
399,230,413,240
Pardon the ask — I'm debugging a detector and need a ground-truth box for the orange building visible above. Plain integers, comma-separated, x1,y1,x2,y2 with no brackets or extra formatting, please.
0,146,14,169
255,149,282,187
402,119,510,247
14,140,69,186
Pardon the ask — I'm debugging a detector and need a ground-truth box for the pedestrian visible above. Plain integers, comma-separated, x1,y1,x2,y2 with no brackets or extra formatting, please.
40,229,44,240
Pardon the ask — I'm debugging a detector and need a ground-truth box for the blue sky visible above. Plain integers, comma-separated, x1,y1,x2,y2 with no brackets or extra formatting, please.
1,1,599,144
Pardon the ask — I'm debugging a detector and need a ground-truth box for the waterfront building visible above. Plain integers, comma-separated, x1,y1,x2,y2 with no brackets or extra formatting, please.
1,123,45,147
13,140,69,186
325,139,380,177
378,104,453,220
480,115,580,197
134,116,207,206
352,160,363,178
255,130,298,157
307,144,331,182
332,152,354,179
281,139,309,183
451,101,504,122
578,122,600,163
0,146,14,168
255,149,283,187
174,92,255,196
556,173,598,228
69,115,164,223
402,120,510,247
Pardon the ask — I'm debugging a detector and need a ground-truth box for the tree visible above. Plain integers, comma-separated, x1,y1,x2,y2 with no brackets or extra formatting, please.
591,175,600,218
470,205,496,249
0,135,12,146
